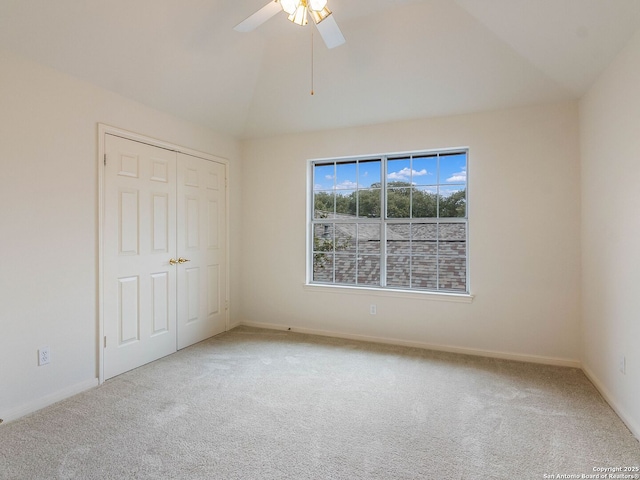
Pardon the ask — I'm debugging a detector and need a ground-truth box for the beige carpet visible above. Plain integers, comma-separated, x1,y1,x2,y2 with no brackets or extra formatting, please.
1,326,639,479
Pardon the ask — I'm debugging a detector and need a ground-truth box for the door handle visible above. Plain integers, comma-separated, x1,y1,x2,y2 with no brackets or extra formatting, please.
178,257,191,264
169,258,178,265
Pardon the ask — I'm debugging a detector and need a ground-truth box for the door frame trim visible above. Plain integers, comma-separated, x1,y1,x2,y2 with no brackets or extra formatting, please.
97,123,230,384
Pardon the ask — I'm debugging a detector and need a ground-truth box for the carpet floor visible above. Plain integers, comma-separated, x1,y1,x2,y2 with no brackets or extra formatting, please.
1,326,639,479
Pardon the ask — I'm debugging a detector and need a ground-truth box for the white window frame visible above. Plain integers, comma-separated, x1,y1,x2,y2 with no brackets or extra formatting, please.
306,148,470,299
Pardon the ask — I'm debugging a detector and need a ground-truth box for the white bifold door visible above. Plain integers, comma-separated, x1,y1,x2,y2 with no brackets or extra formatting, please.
103,134,227,380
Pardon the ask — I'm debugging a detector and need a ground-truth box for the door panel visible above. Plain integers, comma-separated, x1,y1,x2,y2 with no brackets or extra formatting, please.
104,135,177,379
176,153,227,349
103,135,227,377
151,272,170,334
152,194,169,252
118,276,139,344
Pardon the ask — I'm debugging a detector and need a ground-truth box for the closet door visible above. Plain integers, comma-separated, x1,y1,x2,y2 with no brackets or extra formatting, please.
176,153,227,349
103,135,177,379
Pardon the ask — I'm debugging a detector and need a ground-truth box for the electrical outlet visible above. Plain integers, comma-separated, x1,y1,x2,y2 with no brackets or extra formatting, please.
619,355,626,375
38,347,50,366
370,304,377,315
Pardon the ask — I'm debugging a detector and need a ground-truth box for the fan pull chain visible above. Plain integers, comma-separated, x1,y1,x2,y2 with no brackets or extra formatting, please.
311,31,315,96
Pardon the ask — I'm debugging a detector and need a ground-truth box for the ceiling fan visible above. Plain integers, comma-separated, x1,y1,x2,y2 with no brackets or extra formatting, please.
234,0,346,49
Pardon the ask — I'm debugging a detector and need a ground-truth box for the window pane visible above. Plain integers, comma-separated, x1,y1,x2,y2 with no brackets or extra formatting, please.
358,159,381,188
313,252,334,282
336,162,357,190
412,187,437,218
387,224,410,255
387,188,411,218
387,223,411,288
439,152,467,185
357,224,381,254
358,189,381,218
438,256,466,291
387,157,411,183
412,155,437,186
313,223,333,252
411,256,437,290
335,254,356,284
438,185,466,218
335,191,356,217
335,224,356,254
438,223,466,257
314,163,335,191
386,255,410,288
411,224,437,255
314,191,335,218
313,223,333,244
357,255,380,286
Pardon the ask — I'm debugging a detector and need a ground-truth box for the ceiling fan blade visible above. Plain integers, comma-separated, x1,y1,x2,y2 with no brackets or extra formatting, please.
314,14,345,49
234,1,282,33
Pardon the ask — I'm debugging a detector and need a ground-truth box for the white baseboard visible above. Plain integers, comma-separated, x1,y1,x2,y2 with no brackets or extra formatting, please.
228,320,242,330
1,378,98,424
582,365,640,441
239,321,581,368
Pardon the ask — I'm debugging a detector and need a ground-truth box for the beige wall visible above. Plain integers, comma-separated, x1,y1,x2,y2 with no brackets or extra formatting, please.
580,29,640,437
240,102,582,364
11,32,639,435
0,48,241,421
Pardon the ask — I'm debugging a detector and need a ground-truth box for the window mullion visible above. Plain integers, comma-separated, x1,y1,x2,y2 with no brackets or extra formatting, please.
409,155,413,289
436,154,440,219
435,222,440,291
435,155,440,291
380,156,388,287
355,223,359,285
332,162,337,217
355,161,360,219
332,220,336,284
408,222,413,289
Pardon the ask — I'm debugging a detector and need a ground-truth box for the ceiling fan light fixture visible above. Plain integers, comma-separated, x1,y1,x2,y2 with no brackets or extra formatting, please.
235,0,345,49
279,0,299,15
308,0,328,11
309,6,331,24
289,4,308,26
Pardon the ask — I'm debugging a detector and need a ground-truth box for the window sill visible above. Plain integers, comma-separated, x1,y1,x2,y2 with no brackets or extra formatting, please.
303,283,474,303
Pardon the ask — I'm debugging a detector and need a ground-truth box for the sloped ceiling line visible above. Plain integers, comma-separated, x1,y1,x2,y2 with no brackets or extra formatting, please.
0,0,639,138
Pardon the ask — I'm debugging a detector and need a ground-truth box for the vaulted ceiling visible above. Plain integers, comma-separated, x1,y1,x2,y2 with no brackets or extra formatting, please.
1,0,639,139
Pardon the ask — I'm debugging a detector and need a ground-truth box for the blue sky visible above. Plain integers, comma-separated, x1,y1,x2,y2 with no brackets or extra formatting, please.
314,153,466,195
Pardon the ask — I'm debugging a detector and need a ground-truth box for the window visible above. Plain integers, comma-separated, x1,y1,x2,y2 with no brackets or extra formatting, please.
309,149,468,294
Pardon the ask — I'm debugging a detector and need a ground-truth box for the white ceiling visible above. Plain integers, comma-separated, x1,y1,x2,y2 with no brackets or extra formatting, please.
1,0,639,139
